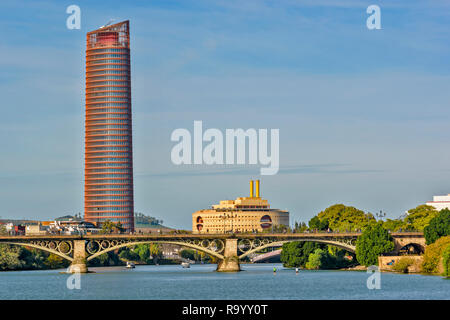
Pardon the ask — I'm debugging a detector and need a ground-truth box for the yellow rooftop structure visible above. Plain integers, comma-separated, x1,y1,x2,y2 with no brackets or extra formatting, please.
192,180,289,234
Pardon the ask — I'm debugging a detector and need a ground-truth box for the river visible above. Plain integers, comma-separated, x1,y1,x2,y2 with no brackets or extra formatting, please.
0,263,448,300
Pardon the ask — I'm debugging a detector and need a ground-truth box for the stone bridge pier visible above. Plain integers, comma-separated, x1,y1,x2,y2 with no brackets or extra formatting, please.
68,240,88,273
216,239,240,272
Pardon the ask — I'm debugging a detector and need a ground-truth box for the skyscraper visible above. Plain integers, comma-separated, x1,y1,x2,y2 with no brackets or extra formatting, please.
84,21,134,231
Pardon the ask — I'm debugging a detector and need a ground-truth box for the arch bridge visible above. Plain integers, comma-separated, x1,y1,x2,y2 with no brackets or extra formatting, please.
0,232,424,272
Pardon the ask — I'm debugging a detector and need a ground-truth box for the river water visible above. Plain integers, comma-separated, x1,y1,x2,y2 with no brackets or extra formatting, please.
0,263,448,300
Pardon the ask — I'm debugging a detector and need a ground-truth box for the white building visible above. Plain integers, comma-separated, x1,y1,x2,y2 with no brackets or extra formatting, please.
426,194,450,211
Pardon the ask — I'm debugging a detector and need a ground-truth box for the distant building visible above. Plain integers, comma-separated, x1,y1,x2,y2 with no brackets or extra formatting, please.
26,224,48,236
84,21,135,232
192,180,289,234
426,194,450,211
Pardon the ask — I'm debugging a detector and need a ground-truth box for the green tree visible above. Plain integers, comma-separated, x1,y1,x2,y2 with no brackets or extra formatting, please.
149,243,162,263
45,253,67,269
0,244,23,270
293,221,308,232
100,220,125,234
308,216,329,231
305,248,327,269
356,222,394,266
404,205,438,231
280,241,322,268
0,224,7,235
180,249,196,260
135,244,151,262
424,209,450,244
315,204,375,232
383,218,407,232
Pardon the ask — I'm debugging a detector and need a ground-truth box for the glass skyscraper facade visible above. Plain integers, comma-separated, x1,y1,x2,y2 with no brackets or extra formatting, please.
84,21,134,231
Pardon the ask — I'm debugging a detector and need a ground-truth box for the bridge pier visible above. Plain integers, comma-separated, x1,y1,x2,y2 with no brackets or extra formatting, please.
217,239,240,272
68,240,88,273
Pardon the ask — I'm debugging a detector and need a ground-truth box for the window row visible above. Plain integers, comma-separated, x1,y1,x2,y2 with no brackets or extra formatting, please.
85,179,132,185
87,70,129,76
86,173,132,179
87,168,132,173
87,64,129,71
87,59,129,66
87,114,130,119
87,53,128,59
86,147,130,152
86,202,133,206
86,190,133,195
88,76,129,81
87,92,129,97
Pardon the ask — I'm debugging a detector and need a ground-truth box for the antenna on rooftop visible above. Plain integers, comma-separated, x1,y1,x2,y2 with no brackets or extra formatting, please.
99,19,115,29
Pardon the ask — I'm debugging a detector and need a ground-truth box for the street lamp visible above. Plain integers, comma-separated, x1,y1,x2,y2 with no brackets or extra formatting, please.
376,210,386,220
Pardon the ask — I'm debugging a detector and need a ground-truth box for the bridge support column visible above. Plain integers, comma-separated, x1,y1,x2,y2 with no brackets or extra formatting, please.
68,240,88,273
217,239,240,272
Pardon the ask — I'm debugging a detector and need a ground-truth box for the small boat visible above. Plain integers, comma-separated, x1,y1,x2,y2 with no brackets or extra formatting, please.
181,262,190,268
126,261,135,269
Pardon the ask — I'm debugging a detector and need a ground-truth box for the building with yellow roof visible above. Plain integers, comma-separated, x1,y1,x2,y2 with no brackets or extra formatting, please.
192,180,289,234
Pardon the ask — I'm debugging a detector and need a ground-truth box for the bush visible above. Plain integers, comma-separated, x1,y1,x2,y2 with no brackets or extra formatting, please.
421,236,450,274
391,257,415,273
442,245,450,277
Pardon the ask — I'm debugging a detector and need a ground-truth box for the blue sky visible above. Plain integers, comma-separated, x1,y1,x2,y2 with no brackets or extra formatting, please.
1,0,450,228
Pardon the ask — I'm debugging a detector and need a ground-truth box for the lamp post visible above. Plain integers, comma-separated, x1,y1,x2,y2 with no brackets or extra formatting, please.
376,210,386,220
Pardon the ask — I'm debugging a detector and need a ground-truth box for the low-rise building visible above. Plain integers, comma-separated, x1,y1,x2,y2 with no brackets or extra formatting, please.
192,180,289,234
426,194,450,211
25,224,49,236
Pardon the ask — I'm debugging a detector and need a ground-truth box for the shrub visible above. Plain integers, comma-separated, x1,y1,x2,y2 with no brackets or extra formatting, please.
391,257,415,273
421,236,450,274
442,245,450,278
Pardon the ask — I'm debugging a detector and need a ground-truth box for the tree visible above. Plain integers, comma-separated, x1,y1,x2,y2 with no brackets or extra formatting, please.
308,216,328,231
305,248,327,270
0,224,7,235
383,218,406,232
100,220,125,234
424,209,450,245
403,205,438,231
315,204,375,232
293,221,308,232
180,249,196,260
45,253,68,269
356,222,394,266
280,241,323,268
149,243,162,263
0,244,23,271
135,244,151,262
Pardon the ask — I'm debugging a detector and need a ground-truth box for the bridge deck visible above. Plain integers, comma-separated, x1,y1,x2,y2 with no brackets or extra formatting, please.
0,232,423,241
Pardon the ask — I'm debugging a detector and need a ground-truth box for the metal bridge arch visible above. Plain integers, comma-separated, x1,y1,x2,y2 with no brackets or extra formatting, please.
238,238,356,260
1,242,74,262
86,240,225,261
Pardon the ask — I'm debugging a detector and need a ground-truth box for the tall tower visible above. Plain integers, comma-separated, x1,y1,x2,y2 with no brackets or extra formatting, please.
84,20,134,232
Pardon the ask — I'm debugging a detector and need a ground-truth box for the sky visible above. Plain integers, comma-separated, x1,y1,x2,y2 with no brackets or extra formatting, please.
0,0,450,229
